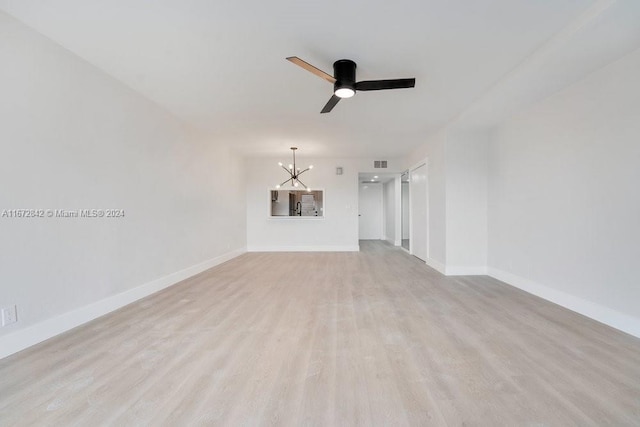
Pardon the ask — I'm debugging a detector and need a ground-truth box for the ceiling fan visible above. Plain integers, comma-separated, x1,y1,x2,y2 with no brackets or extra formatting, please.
286,56,416,113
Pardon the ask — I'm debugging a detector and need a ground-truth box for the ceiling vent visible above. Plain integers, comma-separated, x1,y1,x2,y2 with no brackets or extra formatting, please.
373,160,387,169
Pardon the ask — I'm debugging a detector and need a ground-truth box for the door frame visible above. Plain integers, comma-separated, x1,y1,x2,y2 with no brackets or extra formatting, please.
408,159,429,261
399,171,410,252
381,174,402,245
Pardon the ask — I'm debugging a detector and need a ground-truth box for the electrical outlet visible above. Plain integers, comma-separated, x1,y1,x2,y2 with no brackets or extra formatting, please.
1,305,17,326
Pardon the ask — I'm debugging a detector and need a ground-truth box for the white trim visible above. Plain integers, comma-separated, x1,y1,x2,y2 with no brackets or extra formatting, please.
425,257,447,275
446,266,488,276
247,245,359,252
0,248,246,360
488,267,640,339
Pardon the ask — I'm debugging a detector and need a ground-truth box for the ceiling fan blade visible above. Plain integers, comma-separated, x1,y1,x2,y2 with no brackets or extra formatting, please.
320,95,341,114
355,78,416,91
286,56,336,84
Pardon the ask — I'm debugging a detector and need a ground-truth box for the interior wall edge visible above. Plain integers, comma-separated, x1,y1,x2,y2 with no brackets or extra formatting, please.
0,247,247,360
425,258,447,275
487,267,640,339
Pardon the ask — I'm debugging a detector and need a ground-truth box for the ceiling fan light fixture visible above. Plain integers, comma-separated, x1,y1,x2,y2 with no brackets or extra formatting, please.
335,87,355,98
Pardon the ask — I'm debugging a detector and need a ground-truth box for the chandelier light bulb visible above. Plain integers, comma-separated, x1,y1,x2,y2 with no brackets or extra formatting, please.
275,184,280,189
294,182,299,187
289,164,293,169
307,188,311,192
309,165,314,169
278,162,283,166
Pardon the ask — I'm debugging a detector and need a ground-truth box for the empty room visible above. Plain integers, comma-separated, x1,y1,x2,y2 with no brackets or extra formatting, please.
1,0,639,425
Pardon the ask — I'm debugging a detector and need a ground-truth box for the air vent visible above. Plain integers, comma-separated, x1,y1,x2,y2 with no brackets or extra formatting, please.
373,160,388,169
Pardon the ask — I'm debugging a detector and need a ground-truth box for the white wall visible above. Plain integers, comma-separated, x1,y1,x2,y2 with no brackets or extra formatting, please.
488,48,640,336
0,12,246,357
445,129,488,274
383,180,395,244
403,48,640,337
246,157,402,251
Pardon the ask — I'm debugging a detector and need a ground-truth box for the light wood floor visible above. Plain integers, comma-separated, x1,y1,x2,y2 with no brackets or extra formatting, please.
2,241,640,426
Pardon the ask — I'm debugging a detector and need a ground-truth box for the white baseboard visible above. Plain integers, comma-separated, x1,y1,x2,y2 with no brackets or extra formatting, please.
488,267,640,339
0,247,246,360
384,237,402,247
425,257,447,274
446,265,488,276
383,237,397,246
382,236,402,246
247,245,359,252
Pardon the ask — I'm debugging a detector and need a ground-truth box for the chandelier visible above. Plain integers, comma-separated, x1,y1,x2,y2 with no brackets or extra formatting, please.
276,147,313,191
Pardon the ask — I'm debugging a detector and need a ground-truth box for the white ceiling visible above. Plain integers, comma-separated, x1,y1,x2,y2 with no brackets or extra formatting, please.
1,0,638,158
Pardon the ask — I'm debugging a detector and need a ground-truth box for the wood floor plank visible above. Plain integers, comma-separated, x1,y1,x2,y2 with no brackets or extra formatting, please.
1,241,640,426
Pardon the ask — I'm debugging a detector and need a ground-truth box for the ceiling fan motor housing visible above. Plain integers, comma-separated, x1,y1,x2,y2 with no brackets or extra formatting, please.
333,59,356,94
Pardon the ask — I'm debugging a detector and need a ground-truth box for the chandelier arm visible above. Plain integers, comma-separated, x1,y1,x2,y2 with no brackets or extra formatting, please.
298,168,310,175
296,178,308,189
279,177,294,187
281,165,293,174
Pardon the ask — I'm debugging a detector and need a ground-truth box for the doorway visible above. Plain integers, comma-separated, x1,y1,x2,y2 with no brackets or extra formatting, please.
358,182,383,240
